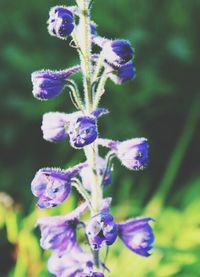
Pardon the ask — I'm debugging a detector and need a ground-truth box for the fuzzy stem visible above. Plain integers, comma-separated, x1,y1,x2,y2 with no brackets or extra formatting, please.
84,144,102,214
66,80,84,111
77,0,93,112
92,51,104,83
93,71,108,109
76,0,102,268
93,249,100,268
71,179,93,211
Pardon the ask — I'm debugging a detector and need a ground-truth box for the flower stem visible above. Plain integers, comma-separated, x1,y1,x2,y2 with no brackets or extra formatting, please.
77,0,93,112
71,178,93,211
93,71,108,109
77,0,105,268
92,51,104,83
93,249,100,269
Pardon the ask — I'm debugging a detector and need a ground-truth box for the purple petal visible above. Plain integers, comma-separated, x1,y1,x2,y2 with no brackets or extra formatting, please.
86,210,117,250
69,116,98,148
92,108,109,118
116,138,149,170
41,112,69,142
31,66,80,100
31,164,86,208
118,217,154,257
48,6,75,39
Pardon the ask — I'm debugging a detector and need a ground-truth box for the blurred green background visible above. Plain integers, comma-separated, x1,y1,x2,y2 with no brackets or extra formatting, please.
0,0,200,276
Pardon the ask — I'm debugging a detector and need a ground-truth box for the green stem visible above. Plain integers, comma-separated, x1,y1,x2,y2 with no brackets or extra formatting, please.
77,0,93,112
93,249,100,269
100,151,115,187
92,52,104,83
93,71,108,109
71,178,93,211
76,0,103,268
84,144,102,215
67,80,84,111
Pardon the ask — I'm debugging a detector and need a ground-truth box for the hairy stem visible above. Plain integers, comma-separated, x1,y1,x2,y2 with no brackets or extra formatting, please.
77,0,102,268
77,0,93,112
93,71,108,109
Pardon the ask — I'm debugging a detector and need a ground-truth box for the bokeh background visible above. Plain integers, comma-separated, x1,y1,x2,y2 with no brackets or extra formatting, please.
0,0,200,276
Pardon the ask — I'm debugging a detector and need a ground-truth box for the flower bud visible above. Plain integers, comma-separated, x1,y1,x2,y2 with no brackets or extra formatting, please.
116,138,149,170
31,66,80,100
108,60,136,84
98,138,149,170
103,39,133,66
41,112,69,142
118,217,154,257
47,6,74,39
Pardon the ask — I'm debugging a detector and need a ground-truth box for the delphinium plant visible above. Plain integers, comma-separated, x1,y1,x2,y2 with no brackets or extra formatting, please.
31,1,154,276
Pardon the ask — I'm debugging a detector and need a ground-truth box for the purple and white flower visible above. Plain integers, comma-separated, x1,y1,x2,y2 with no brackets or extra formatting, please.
41,112,69,142
107,60,136,84
47,6,75,39
118,217,154,257
98,138,149,170
41,108,108,148
68,108,108,149
31,163,86,208
31,66,80,100
69,116,98,148
102,39,134,66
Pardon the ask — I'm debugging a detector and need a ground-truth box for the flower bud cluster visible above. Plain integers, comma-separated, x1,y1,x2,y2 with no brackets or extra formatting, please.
30,1,154,276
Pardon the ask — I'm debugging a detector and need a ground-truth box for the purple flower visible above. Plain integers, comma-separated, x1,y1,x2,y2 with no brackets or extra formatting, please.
69,116,97,149
48,246,104,277
41,108,108,147
41,112,70,142
31,163,86,208
31,66,80,100
86,209,118,250
68,108,108,149
98,138,149,170
107,61,136,84
36,202,87,252
80,156,111,191
47,6,74,39
116,138,149,170
101,39,134,66
118,217,154,257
